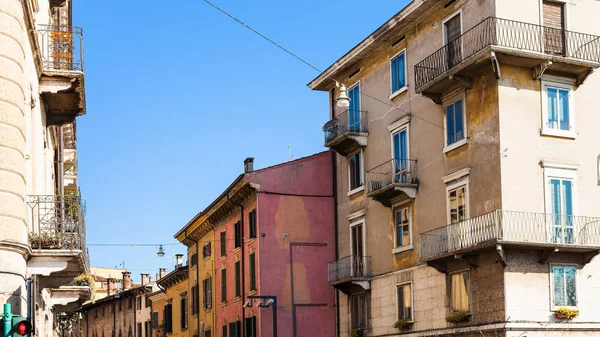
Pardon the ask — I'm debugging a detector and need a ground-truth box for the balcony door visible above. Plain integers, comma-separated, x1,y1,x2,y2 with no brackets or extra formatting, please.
351,222,364,277
348,84,361,132
549,178,574,244
392,128,408,183
543,0,566,56
444,13,462,69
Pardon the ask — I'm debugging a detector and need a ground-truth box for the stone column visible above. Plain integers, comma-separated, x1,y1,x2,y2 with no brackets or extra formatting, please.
0,0,29,315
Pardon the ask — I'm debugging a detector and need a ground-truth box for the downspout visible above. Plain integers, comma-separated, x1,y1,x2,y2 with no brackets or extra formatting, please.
113,303,116,337
226,191,245,335
57,126,65,238
195,240,200,336
332,151,340,337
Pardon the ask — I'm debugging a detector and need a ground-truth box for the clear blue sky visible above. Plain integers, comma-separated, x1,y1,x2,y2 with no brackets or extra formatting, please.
76,0,409,283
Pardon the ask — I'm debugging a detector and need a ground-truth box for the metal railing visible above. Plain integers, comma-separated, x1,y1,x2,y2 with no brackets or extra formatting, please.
420,210,600,260
38,25,84,72
328,256,372,284
27,195,87,254
415,17,600,89
323,109,369,145
366,158,418,194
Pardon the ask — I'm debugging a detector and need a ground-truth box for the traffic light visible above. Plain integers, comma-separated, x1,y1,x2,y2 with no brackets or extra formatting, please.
11,316,31,337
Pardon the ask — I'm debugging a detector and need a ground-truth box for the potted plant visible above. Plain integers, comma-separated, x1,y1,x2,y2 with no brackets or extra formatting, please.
555,307,579,319
445,311,470,323
393,319,411,330
29,233,61,249
350,328,365,337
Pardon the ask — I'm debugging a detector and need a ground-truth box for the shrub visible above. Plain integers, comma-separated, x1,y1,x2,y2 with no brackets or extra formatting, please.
350,328,365,337
393,319,411,330
445,311,470,323
555,307,579,319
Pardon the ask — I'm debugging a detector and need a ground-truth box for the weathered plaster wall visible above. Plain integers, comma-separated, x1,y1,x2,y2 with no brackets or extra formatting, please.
165,279,189,337
150,294,166,337
193,229,215,336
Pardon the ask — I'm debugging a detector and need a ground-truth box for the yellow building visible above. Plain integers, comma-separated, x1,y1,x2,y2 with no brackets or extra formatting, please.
175,212,216,337
156,266,189,337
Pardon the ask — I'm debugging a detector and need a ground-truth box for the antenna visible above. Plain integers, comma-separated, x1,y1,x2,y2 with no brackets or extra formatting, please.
287,145,294,161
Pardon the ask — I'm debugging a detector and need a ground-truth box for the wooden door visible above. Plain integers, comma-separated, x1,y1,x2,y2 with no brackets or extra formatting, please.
543,1,566,55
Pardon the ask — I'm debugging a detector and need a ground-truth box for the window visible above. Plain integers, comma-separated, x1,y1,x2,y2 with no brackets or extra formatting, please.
151,312,159,329
450,271,470,312
137,323,142,337
222,326,227,337
248,209,257,239
221,269,227,303
203,277,212,310
350,293,367,329
448,185,467,223
392,126,409,183
397,283,413,321
137,297,142,310
443,12,462,68
542,0,566,55
542,81,574,137
144,322,150,337
220,231,227,257
191,252,198,266
394,206,411,249
129,297,133,309
202,243,211,259
145,297,151,308
551,265,577,308
348,83,361,132
235,261,241,298
390,51,406,95
349,151,363,192
248,253,256,291
204,330,211,337
191,284,199,315
228,321,241,337
544,164,577,244
245,317,256,337
234,221,242,249
163,303,173,333
180,294,188,330
445,98,465,147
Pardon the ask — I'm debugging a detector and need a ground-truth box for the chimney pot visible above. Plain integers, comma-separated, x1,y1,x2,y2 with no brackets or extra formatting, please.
244,157,254,173
107,278,117,296
158,268,167,280
122,271,132,290
175,254,184,267
141,273,150,286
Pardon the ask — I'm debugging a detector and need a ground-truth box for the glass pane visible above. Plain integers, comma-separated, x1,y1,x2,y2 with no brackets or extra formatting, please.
398,53,405,88
454,100,464,141
449,190,458,223
397,285,404,319
547,87,558,129
395,211,403,247
559,89,569,131
446,104,455,144
391,57,399,93
403,284,412,320
565,267,577,306
553,266,565,306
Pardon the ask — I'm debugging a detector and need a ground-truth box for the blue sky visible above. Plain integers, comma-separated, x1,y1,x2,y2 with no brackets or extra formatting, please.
76,0,409,283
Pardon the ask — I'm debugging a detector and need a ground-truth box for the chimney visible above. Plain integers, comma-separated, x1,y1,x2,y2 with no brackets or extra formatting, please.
122,271,131,290
107,278,117,296
158,268,167,280
175,254,184,267
244,157,254,173
140,273,150,286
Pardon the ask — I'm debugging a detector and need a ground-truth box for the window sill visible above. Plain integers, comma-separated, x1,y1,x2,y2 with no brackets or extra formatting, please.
551,306,578,312
203,256,211,261
389,86,408,100
247,289,257,296
203,307,212,313
541,128,577,139
219,256,226,261
443,138,469,154
348,185,365,197
246,238,256,245
392,245,414,254
232,296,242,302
232,247,241,254
220,301,228,307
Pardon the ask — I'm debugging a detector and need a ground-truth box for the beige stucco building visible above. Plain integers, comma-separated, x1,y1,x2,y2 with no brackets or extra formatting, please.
0,0,89,336
310,0,600,336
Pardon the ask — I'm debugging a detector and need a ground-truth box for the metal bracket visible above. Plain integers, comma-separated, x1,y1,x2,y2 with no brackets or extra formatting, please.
490,51,501,79
538,247,558,263
422,92,442,105
576,68,593,86
455,254,479,268
533,60,553,80
449,74,473,89
496,244,507,266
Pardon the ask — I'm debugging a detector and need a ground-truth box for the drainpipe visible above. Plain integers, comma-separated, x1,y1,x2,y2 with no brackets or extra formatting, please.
195,239,200,336
57,125,65,238
226,191,245,335
332,152,340,337
113,303,116,337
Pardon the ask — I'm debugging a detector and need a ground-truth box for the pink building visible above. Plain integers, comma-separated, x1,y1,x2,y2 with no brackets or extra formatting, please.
195,151,336,337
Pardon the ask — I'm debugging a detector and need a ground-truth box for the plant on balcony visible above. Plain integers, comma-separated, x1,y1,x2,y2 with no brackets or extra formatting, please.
73,273,96,300
350,328,365,337
555,307,579,319
29,232,61,249
393,319,412,330
445,311,470,323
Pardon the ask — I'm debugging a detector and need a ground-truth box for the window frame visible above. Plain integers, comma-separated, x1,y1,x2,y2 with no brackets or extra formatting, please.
396,281,414,322
449,269,471,313
543,165,578,216
539,0,569,30
446,178,470,224
248,209,257,239
392,203,413,254
442,9,463,45
549,263,578,310
234,220,242,249
541,80,576,139
248,252,257,292
350,292,367,330
180,293,188,331
389,49,408,99
221,268,227,303
234,260,241,298
349,219,366,259
443,95,468,153
347,149,365,195
220,231,227,257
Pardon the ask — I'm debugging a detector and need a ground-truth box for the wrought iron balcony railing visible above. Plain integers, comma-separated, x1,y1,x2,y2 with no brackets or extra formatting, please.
38,25,84,72
328,255,372,284
420,210,600,261
415,17,600,90
27,195,87,255
323,109,369,145
366,158,418,194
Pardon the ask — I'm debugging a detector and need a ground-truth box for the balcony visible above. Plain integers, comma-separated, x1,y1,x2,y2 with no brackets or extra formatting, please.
366,159,418,207
414,17,600,103
27,195,89,274
420,210,600,271
328,256,371,294
323,110,368,156
38,24,86,125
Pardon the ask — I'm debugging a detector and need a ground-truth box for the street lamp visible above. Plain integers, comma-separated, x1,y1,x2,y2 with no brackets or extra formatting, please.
156,245,165,257
336,83,350,108
246,295,277,337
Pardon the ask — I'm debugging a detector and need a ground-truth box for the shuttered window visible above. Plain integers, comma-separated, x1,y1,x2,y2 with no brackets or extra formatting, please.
220,232,227,257
234,221,242,248
234,261,241,298
229,321,241,337
248,209,257,239
249,253,256,291
202,277,212,310
163,304,172,333
543,1,565,55
221,269,227,303
444,14,461,43
180,294,188,330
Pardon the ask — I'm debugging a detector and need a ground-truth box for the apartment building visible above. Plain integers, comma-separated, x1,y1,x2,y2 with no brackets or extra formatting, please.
80,272,155,337
174,152,336,337
309,0,600,336
155,263,189,337
0,0,89,336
